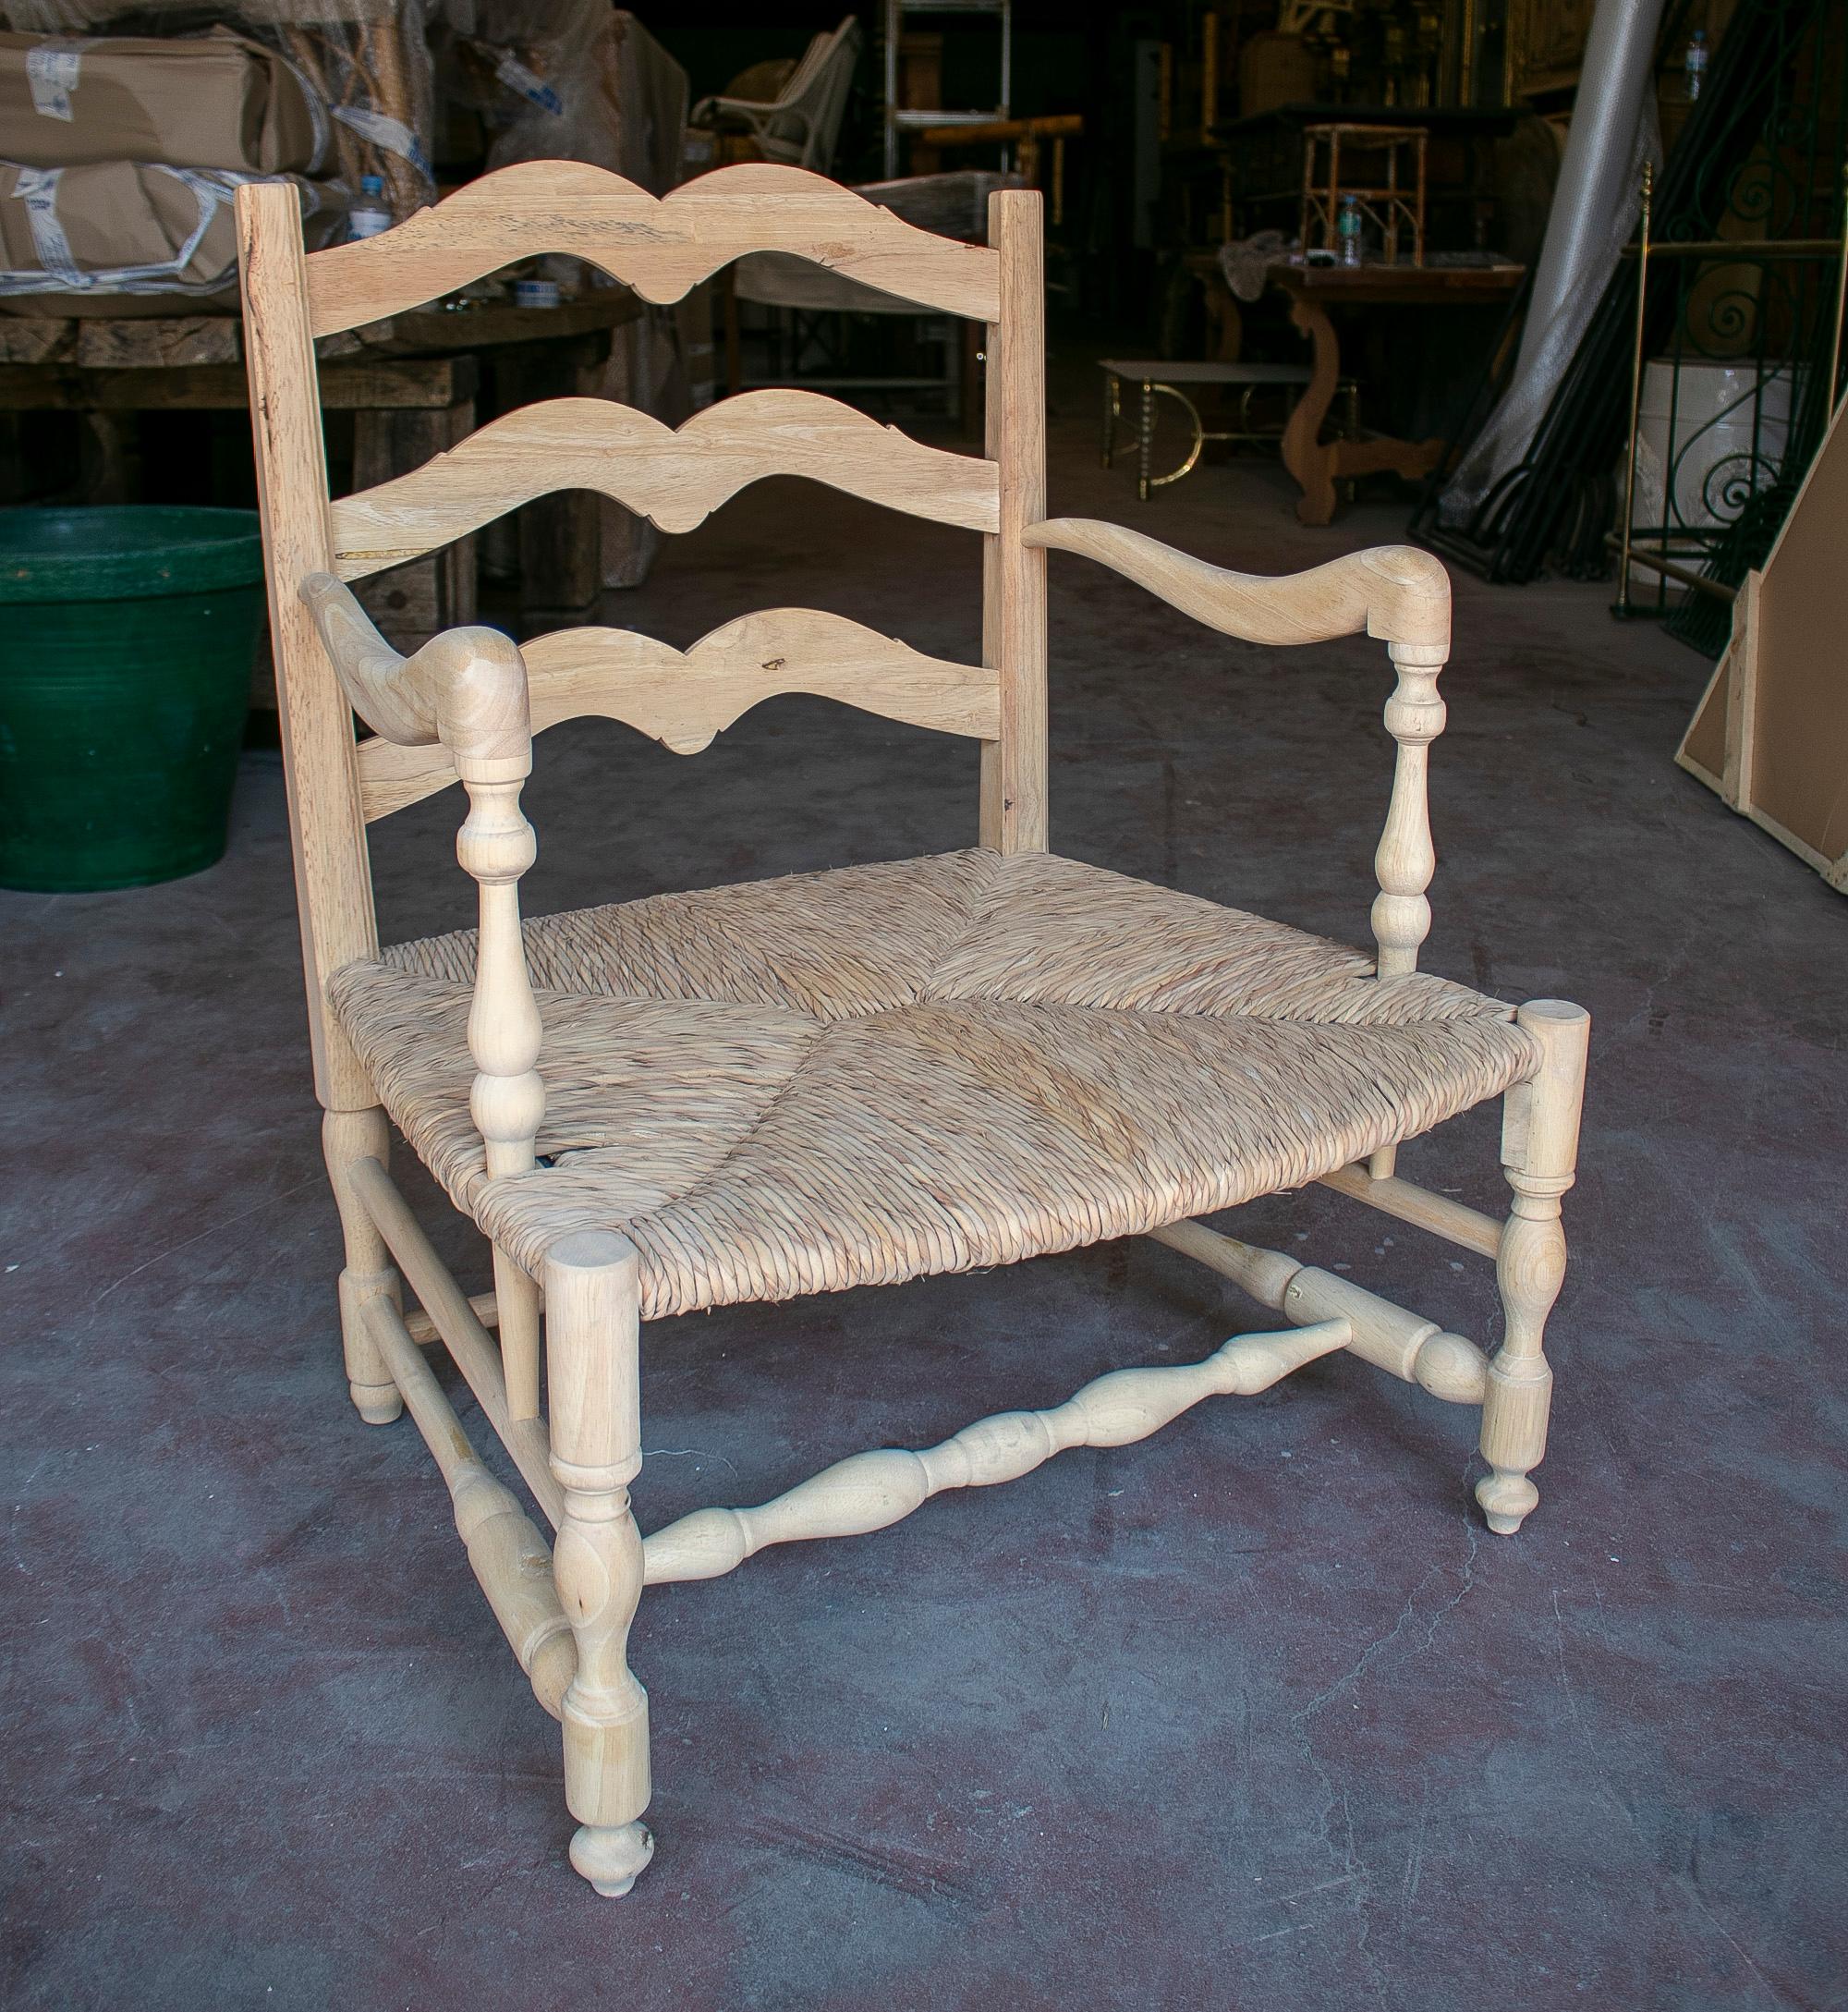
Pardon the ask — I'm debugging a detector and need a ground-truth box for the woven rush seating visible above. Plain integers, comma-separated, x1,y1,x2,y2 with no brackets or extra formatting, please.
331,849,1538,1318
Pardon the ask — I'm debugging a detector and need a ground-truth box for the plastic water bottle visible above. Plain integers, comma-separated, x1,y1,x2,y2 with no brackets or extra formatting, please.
1684,29,1708,104
1337,195,1362,267
349,174,391,240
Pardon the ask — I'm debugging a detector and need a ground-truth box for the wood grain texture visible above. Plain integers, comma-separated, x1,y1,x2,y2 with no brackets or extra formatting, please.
545,1233,654,1898
235,181,379,1110
979,189,1050,854
1025,518,1450,647
306,160,1003,335
357,607,1002,818
641,1319,1353,1586
349,1155,561,1528
363,1295,576,1720
329,391,998,577
1146,1217,1488,1404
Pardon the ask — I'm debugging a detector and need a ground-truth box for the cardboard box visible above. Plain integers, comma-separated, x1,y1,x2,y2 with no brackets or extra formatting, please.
0,28,327,176
0,159,346,315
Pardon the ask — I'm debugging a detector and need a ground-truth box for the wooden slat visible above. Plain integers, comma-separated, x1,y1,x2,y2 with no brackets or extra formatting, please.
329,389,999,577
358,607,1001,818
307,161,1003,335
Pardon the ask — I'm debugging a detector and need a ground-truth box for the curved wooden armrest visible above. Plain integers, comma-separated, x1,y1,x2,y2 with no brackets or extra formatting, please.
1026,518,1452,990
301,572,531,777
1021,518,1449,650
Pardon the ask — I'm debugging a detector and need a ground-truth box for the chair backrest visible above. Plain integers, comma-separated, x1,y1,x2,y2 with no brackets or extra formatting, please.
236,161,1044,1112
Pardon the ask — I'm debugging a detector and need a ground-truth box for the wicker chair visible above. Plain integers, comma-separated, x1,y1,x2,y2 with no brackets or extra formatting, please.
236,165,1589,1897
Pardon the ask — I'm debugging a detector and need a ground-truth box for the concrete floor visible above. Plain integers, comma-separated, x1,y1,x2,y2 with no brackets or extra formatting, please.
5,349,1846,2011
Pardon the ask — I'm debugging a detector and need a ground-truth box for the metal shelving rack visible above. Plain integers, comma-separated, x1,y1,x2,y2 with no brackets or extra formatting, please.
882,0,1012,178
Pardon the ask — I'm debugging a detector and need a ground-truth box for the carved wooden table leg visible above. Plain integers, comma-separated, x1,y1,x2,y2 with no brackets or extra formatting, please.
546,1231,653,1897
322,1107,402,1425
1281,292,1446,527
1281,293,1343,526
1478,1000,1590,1534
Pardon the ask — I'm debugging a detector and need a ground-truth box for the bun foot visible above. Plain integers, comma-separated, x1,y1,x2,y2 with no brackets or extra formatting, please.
349,1380,403,1425
569,1821,654,1897
1476,1469,1539,1535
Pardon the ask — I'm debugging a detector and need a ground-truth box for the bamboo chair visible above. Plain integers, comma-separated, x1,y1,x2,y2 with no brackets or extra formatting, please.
236,164,1590,1898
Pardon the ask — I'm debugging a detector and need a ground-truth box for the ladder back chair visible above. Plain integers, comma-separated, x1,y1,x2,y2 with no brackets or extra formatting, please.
236,163,1590,1898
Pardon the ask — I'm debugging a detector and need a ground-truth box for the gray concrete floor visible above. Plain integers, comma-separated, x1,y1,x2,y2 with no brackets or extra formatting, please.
5,349,1846,2011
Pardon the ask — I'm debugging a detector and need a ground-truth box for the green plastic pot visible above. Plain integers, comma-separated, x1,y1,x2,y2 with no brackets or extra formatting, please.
0,506,266,891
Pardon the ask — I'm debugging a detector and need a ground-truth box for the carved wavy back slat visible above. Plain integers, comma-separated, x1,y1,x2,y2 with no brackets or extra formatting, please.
329,391,999,579
357,608,1000,820
306,161,1002,335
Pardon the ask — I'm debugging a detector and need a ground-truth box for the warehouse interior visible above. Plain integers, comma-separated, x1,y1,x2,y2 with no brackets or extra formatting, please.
1,3,1844,2006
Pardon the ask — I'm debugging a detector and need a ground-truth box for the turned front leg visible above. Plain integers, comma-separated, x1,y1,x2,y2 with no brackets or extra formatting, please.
545,1231,653,1897
1478,1000,1590,1534
322,1107,402,1425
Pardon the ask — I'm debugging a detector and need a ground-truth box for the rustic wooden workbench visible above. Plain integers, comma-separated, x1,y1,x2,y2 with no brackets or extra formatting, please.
0,290,644,651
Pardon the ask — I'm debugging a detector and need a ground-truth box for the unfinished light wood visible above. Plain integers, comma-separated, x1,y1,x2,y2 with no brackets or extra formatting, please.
356,609,1003,817
347,1154,560,1529
364,1295,575,1719
1147,1218,1489,1405
306,161,1003,335
1027,521,1450,988
1023,519,1450,647
239,161,1598,1903
1316,1163,1503,1259
642,1319,1353,1587
979,189,1051,854
236,181,379,1113
1478,1000,1589,1534
322,1107,403,1424
545,1233,653,1899
329,392,1000,578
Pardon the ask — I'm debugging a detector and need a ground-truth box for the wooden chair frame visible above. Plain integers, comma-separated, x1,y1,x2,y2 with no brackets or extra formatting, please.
236,163,1589,1897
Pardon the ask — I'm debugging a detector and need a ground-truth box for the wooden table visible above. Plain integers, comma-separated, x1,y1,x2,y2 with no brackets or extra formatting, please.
0,291,643,649
1267,261,1524,526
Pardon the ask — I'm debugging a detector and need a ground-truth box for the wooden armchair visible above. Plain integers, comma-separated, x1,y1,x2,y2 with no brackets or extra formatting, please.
236,164,1589,1898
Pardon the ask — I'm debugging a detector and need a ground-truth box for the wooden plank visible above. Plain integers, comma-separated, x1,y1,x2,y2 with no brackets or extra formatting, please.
306,161,1003,335
328,389,999,579
0,356,477,412
76,316,245,368
0,319,77,364
357,607,1003,817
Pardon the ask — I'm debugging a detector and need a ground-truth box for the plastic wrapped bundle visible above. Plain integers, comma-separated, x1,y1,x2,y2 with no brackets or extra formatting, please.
0,160,346,313
0,0,434,222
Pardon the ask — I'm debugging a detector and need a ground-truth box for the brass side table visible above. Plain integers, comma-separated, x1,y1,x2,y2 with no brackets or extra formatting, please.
1099,357,1358,501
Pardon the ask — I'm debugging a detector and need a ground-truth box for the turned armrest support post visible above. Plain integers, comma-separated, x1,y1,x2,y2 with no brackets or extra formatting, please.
300,572,544,1178
1371,640,1447,982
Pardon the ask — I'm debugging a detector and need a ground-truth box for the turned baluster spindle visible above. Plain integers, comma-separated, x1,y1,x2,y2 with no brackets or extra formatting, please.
545,1232,653,1898
1371,639,1447,982
642,1319,1353,1587
1367,638,1447,1177
456,759,548,1422
1478,1000,1590,1535
457,770,543,1177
